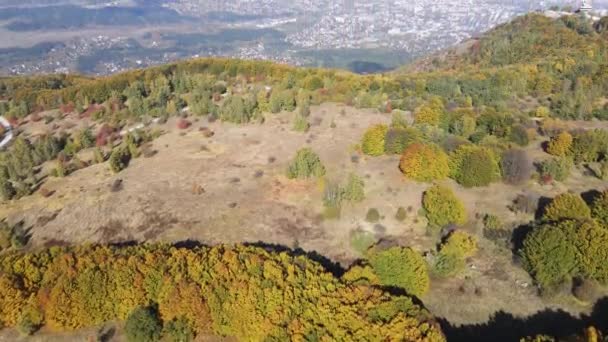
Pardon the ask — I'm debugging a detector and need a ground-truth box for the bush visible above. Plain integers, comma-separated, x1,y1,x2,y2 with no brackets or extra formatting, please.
439,230,478,259
450,145,501,187
390,110,408,128
546,131,573,157
543,193,591,222
422,184,467,228
350,230,376,255
384,127,421,155
483,214,511,248
500,148,532,185
368,246,430,297
571,129,608,164
109,147,131,174
399,143,450,182
286,148,326,179
511,193,540,214
322,181,343,214
17,309,42,336
292,114,310,132
395,207,408,222
433,252,465,278
591,190,608,226
361,124,388,156
163,317,194,342
342,173,365,202
573,279,601,303
366,208,380,223
0,166,16,200
124,307,162,342
539,157,572,182
177,119,191,129
509,124,530,146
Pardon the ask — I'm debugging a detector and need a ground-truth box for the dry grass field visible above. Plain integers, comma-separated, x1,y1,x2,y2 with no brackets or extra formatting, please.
2,102,608,330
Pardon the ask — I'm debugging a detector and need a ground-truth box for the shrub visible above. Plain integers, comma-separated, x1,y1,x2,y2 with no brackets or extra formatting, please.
322,181,343,209
539,157,572,182
535,106,550,118
366,208,380,223
433,253,464,278
483,214,502,231
342,173,365,202
292,114,310,132
571,129,608,164
395,207,407,222
17,309,42,336
384,127,421,155
109,147,131,174
500,148,532,185
390,110,408,128
450,145,501,187
573,279,601,303
177,119,191,129
368,246,430,297
483,214,511,247
94,148,106,164
591,190,608,226
350,230,376,255
399,143,450,182
286,148,326,179
163,317,194,342
422,184,467,228
543,193,591,222
361,124,388,156
439,231,478,259
219,95,255,124
124,307,162,342
546,131,573,157
511,193,540,214
0,166,16,201
509,124,530,146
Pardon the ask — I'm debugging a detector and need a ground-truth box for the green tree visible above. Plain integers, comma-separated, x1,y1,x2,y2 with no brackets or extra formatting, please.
109,147,131,174
450,145,501,187
124,307,162,342
422,184,467,228
543,193,591,222
591,190,608,226
521,224,578,291
368,246,430,297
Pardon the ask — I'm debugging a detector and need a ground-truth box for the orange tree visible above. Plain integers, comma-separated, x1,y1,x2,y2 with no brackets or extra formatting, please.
399,143,450,182
0,244,445,341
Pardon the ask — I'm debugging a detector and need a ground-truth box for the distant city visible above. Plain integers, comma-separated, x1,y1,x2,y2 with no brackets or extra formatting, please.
0,0,606,76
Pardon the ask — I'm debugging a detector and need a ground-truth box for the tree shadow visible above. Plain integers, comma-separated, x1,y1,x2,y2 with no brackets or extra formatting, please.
534,196,553,221
440,297,608,341
511,223,535,253
173,239,207,249
245,241,346,278
581,189,602,207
